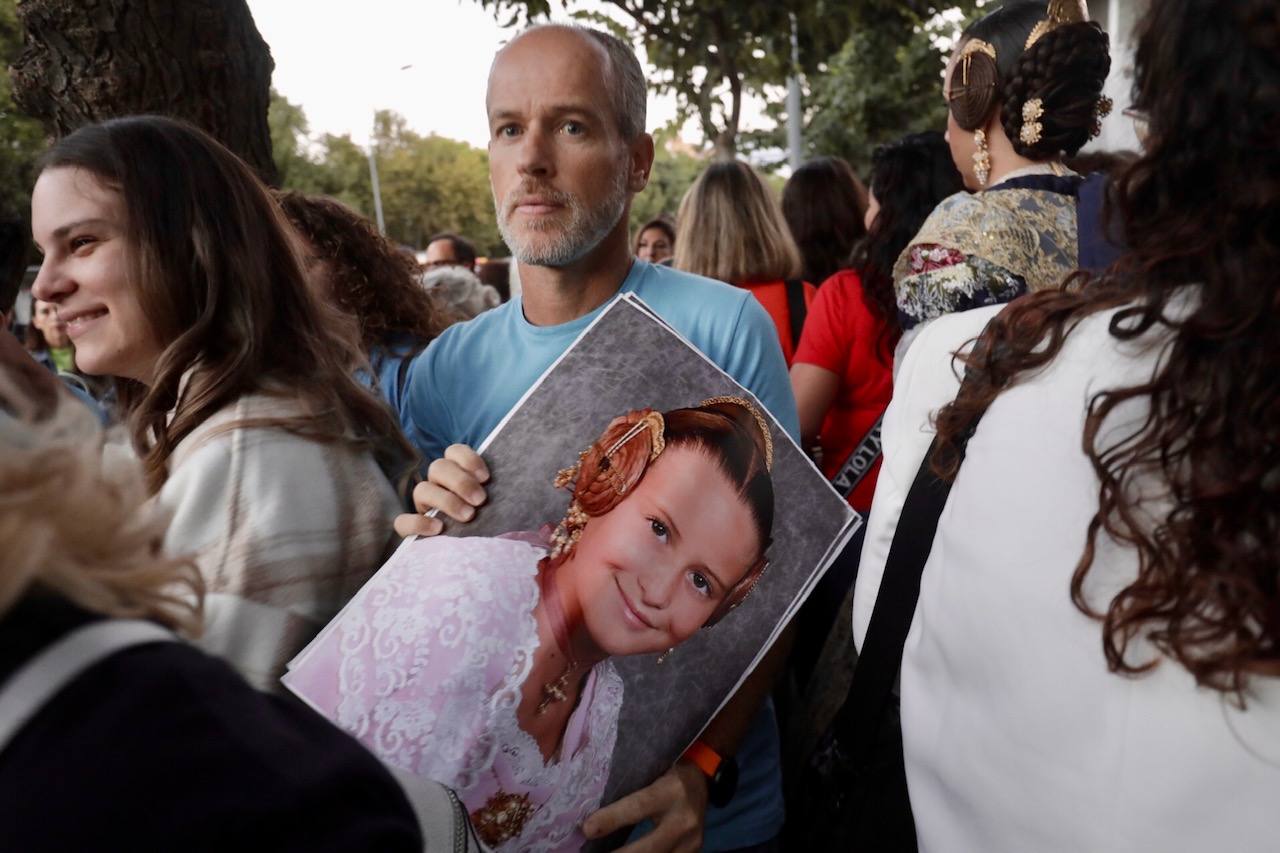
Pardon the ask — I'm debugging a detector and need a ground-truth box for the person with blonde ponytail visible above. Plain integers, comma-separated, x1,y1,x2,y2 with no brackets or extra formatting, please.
0,331,433,852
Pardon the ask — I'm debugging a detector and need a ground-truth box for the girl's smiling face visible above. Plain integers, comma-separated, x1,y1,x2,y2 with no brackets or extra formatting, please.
558,444,763,659
30,167,162,383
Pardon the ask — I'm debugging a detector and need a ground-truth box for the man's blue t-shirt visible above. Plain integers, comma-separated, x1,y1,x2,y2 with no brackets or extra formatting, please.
400,260,796,848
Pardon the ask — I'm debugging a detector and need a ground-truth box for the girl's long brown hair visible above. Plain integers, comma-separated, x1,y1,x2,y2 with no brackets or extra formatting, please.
39,117,416,493
932,0,1280,700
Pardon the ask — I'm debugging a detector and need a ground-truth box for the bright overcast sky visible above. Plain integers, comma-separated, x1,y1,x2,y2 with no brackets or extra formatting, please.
246,0,698,149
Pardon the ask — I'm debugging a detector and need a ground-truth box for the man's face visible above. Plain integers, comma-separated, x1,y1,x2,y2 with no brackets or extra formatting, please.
423,238,469,271
485,28,650,268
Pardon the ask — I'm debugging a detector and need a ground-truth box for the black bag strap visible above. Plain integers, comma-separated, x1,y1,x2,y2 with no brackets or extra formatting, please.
396,351,415,403
784,279,808,349
835,374,985,764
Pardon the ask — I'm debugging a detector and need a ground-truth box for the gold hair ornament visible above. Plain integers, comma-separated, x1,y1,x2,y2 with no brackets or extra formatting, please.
605,410,665,461
1025,0,1089,52
548,410,666,560
1020,98,1045,146
956,38,998,89
548,398,772,561
1091,95,1114,139
972,128,992,187
699,395,774,471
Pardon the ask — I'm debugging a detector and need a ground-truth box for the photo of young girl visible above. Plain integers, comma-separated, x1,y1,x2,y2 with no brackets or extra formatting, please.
285,397,774,851
284,295,858,853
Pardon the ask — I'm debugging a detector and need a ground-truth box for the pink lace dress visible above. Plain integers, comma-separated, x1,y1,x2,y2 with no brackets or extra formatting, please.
283,535,623,852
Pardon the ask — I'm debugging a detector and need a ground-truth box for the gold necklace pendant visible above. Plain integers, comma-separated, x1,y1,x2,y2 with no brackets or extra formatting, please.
536,660,577,715
470,790,536,846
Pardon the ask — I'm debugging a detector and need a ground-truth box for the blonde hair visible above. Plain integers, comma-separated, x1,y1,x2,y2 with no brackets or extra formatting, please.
674,160,803,284
0,373,203,636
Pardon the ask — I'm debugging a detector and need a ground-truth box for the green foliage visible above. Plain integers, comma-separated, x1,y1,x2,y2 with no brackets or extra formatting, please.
471,1,982,159
474,0,861,158
0,0,46,223
800,15,953,175
369,111,504,255
743,4,980,176
628,130,707,236
269,93,506,256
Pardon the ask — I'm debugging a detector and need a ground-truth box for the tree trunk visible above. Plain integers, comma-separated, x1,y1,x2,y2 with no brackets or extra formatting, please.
711,130,736,161
11,0,278,184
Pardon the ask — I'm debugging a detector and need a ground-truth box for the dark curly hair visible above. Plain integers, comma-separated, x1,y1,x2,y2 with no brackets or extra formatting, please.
782,156,867,287
932,0,1280,700
948,1,1110,160
853,133,964,365
276,191,448,356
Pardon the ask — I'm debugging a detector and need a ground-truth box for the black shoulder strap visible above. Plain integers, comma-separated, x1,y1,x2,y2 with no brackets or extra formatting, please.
835,376,984,763
395,351,415,403
784,279,808,349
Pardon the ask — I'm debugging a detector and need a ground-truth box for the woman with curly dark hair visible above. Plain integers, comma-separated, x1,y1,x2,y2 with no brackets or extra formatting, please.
276,191,450,412
855,1,1280,849
894,0,1112,358
791,133,961,513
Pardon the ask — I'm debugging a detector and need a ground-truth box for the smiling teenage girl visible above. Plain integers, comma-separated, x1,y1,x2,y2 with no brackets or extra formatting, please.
29,117,412,690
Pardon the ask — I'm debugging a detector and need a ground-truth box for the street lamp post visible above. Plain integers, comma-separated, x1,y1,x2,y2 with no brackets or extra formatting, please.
367,63,413,236
786,12,803,170
367,142,386,235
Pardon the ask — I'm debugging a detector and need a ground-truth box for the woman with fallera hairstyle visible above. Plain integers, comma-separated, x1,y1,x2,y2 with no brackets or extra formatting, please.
285,397,775,852
28,116,412,691
855,0,1280,848
893,0,1112,358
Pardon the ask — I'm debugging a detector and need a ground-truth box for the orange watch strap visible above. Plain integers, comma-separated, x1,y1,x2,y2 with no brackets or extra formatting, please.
682,740,722,778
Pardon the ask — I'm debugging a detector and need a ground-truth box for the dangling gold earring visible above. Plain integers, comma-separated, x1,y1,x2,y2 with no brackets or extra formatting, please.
657,647,674,664
972,129,992,187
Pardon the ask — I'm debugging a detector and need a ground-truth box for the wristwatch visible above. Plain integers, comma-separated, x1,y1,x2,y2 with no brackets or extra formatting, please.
682,740,739,808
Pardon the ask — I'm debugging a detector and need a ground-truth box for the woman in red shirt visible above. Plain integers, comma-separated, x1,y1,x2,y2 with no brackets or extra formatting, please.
791,133,963,512
674,160,814,363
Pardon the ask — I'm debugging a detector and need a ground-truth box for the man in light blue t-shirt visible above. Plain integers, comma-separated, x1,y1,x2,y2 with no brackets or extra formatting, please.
394,24,795,853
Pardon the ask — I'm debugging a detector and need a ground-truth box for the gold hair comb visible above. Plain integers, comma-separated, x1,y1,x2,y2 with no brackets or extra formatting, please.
957,38,998,87
604,410,665,460
700,395,774,472
1025,0,1089,51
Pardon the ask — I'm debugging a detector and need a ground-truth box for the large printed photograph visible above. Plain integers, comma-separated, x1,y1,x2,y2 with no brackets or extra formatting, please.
284,295,859,851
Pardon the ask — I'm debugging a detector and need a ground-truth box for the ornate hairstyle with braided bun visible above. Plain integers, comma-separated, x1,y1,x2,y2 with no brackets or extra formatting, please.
949,0,1110,160
545,398,774,627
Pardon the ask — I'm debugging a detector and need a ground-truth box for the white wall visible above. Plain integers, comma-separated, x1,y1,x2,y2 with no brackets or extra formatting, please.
1087,0,1146,154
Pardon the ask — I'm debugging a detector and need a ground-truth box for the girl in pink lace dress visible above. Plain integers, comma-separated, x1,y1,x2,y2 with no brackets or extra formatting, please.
285,398,774,851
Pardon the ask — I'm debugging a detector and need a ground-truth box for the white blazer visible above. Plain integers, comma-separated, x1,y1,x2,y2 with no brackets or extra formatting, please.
855,304,1280,853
